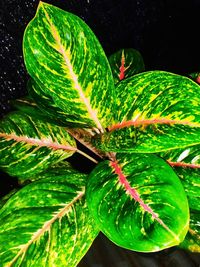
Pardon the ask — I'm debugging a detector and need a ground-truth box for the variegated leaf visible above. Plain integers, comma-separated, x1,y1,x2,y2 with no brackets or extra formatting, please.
86,153,189,252
108,48,145,83
92,71,200,153
27,79,89,128
12,95,62,126
0,111,76,179
160,146,200,252
179,210,200,253
23,2,115,132
160,145,200,211
0,165,99,267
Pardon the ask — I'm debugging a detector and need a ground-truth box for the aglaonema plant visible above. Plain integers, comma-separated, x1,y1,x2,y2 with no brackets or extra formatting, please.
0,2,200,266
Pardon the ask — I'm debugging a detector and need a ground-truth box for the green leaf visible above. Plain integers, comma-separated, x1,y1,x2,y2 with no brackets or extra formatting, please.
19,160,79,184
0,111,76,179
160,145,200,211
108,48,145,83
86,153,189,252
179,210,200,252
93,71,200,153
0,189,18,209
23,2,115,131
0,165,99,267
28,79,90,128
159,146,200,252
12,95,58,125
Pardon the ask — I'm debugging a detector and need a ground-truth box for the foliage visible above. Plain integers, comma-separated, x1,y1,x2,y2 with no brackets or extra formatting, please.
0,2,199,266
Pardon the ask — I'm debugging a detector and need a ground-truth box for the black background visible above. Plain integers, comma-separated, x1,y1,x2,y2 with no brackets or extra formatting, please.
0,0,200,266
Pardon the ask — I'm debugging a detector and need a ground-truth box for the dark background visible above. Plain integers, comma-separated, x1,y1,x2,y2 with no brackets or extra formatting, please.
0,0,200,266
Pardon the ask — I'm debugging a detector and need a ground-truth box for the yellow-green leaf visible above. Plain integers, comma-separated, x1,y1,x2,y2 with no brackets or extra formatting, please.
0,164,99,267
0,111,76,179
23,2,115,131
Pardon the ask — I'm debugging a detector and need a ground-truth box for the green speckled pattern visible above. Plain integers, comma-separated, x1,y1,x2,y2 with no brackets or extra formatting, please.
160,145,200,210
23,2,115,130
0,111,76,179
180,211,200,253
160,146,200,252
28,79,90,128
86,153,189,252
0,164,99,267
94,71,200,153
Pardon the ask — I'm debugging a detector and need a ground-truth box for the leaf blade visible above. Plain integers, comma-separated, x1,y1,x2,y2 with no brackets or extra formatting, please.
23,2,115,130
108,48,145,83
93,71,200,153
0,167,99,267
86,153,189,252
0,111,76,179
160,145,200,211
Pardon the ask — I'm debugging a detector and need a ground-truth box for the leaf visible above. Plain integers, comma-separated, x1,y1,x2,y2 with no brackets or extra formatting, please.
0,111,76,179
0,165,99,267
19,160,78,184
28,79,90,128
92,71,200,153
157,147,200,252
189,71,200,84
12,95,60,125
108,48,145,83
160,145,200,211
0,189,18,209
86,153,189,252
179,210,200,252
23,2,115,131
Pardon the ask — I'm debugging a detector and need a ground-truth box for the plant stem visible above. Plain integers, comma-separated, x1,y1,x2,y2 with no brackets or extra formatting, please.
76,149,98,164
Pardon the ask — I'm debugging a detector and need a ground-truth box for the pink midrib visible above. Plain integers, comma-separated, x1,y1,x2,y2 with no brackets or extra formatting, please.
119,52,125,80
0,133,76,151
168,161,200,169
110,161,179,239
108,118,199,131
42,6,104,133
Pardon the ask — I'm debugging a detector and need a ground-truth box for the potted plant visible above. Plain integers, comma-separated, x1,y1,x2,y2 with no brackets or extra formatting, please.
0,1,199,266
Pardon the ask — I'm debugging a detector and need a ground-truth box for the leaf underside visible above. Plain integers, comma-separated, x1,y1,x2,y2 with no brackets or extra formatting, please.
0,164,99,267
86,153,189,252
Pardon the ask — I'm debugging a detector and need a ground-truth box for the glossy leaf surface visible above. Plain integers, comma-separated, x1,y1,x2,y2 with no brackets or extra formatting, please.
23,2,115,131
86,153,189,252
160,146,200,252
0,111,76,179
93,71,200,153
109,48,145,83
28,79,89,127
180,210,200,252
161,145,200,210
0,165,99,267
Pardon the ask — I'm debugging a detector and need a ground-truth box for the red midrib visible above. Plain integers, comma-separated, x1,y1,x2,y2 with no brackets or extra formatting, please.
108,118,199,131
110,160,178,238
0,133,76,151
119,52,125,80
168,161,200,169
